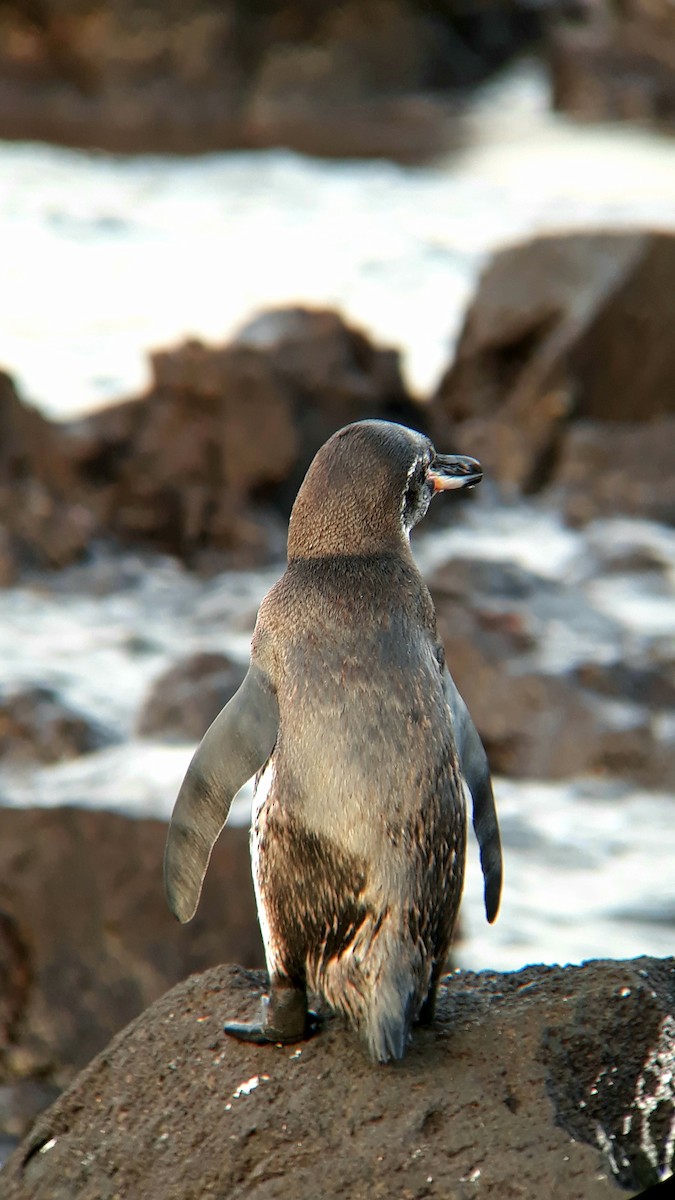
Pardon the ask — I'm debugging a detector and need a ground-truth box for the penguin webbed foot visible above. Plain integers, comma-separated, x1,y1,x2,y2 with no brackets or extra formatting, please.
224,1011,323,1046
224,987,323,1047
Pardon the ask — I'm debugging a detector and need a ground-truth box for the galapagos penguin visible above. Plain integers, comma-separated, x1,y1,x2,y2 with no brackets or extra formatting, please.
164,419,502,1063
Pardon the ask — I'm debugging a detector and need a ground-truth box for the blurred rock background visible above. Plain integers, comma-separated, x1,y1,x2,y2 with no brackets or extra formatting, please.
0,0,674,1187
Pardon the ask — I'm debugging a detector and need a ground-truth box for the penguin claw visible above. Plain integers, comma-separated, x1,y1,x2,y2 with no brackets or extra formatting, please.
224,1011,323,1047
223,1021,275,1045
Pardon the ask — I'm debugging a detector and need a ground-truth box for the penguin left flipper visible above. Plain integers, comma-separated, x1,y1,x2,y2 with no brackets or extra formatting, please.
443,667,503,923
164,661,279,924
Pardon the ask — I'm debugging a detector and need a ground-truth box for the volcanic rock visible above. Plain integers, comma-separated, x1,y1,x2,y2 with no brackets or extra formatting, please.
0,307,422,573
429,230,675,516
1,957,673,1198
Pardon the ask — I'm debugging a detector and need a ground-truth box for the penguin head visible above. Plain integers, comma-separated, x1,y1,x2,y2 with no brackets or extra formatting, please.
288,420,482,559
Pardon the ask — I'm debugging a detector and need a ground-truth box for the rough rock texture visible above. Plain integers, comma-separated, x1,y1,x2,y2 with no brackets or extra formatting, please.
136,652,247,741
429,230,675,520
0,807,262,1146
2,957,673,1198
0,307,423,575
0,684,115,765
0,1,543,159
549,1,675,132
429,557,675,787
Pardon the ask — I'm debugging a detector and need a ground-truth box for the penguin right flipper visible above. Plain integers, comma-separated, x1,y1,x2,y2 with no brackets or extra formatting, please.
164,661,279,924
443,667,503,924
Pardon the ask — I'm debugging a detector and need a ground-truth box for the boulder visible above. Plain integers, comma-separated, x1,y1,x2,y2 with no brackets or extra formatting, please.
0,685,115,765
0,371,95,574
0,806,261,1146
231,306,422,511
548,1,675,132
0,307,422,575
0,1,543,159
429,231,675,513
548,416,675,527
136,652,247,741
2,957,673,1197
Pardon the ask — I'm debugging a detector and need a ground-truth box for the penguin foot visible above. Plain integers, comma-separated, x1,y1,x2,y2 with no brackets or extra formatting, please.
224,1010,323,1047
225,987,323,1047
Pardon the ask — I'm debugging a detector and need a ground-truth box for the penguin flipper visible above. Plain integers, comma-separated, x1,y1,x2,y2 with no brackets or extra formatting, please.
164,661,278,923
443,667,503,923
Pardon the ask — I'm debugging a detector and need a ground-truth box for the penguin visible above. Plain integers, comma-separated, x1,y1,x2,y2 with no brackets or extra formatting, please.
164,419,502,1063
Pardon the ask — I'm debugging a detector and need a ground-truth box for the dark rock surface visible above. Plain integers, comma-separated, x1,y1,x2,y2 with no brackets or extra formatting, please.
136,652,247,741
549,1,675,133
2,957,673,1198
0,1,543,159
0,806,262,1147
429,230,675,519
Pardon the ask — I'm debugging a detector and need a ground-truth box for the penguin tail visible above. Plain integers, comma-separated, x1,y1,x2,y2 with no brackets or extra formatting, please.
363,964,417,1064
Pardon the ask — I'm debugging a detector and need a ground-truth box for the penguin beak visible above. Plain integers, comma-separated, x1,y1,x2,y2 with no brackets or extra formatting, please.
428,453,483,492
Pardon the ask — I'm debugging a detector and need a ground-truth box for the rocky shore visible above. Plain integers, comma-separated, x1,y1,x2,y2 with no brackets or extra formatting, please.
1,226,674,1188
2,957,674,1198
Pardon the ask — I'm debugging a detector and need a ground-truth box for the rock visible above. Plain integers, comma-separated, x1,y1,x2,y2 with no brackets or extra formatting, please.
0,806,262,1144
232,306,423,511
0,2,543,160
136,653,247,741
0,685,115,765
0,307,422,574
548,416,675,527
1,957,673,1197
0,911,29,1052
429,231,675,509
428,557,675,786
549,1,675,133
0,371,95,575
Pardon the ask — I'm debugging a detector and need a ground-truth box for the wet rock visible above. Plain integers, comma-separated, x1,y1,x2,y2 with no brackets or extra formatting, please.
137,652,247,741
429,556,675,786
429,231,675,511
549,1,675,133
0,806,262,1144
541,958,675,1192
2,957,672,1198
0,2,543,159
0,685,115,765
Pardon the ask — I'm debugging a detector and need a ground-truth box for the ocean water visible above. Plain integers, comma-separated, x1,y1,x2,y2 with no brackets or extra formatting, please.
0,61,673,972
